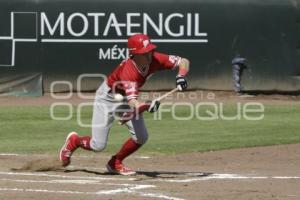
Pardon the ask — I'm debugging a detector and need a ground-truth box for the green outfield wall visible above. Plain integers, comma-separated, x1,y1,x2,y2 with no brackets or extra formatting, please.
0,0,299,95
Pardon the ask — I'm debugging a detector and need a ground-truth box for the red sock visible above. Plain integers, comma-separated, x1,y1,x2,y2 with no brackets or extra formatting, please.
115,138,141,161
76,136,92,151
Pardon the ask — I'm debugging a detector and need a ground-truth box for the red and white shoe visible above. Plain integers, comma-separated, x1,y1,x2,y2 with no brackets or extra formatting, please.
106,156,136,176
59,132,79,167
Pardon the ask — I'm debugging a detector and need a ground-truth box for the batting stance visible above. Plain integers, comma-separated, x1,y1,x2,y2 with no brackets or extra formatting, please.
59,33,190,175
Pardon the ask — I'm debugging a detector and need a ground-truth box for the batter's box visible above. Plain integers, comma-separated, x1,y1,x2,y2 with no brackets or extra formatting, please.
13,12,37,40
0,39,13,66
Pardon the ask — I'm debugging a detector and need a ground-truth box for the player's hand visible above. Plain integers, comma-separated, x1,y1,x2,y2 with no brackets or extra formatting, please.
176,75,188,91
119,111,135,125
232,56,247,68
146,100,160,113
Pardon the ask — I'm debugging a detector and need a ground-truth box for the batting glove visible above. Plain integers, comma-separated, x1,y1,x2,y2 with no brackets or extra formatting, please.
119,111,135,125
176,75,188,91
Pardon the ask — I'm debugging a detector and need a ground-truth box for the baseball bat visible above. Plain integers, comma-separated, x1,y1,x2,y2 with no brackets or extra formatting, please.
118,88,179,125
154,87,179,102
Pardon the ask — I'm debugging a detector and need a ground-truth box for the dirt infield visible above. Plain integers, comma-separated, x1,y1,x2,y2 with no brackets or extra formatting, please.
0,144,300,200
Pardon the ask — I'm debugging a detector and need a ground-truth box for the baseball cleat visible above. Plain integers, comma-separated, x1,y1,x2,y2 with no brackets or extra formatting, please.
106,156,136,176
59,132,79,167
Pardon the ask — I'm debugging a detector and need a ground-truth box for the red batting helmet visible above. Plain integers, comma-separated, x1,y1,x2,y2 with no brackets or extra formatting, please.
127,34,157,55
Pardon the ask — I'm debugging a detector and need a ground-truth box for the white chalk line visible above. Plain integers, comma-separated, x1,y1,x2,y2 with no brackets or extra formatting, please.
0,177,154,191
0,188,90,195
0,153,19,156
1,172,299,200
0,178,143,186
95,185,184,200
96,185,155,194
0,177,183,200
0,171,136,181
1,171,300,184
135,192,185,200
155,174,300,183
0,172,184,200
0,187,184,200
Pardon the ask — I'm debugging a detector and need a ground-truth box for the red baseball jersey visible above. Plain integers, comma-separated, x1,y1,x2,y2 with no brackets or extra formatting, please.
107,52,181,101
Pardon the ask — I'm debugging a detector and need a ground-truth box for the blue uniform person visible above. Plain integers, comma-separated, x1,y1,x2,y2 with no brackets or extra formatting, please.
232,56,247,93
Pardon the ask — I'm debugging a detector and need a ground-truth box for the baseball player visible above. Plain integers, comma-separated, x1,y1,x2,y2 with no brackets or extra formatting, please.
59,33,190,175
232,56,247,93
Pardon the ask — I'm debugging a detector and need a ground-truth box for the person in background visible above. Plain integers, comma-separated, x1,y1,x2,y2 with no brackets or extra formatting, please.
232,56,247,94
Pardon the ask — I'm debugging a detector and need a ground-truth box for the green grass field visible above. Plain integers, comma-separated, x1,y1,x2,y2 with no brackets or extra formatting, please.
0,104,299,155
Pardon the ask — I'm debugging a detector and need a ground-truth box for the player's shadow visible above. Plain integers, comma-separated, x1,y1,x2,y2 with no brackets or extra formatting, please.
63,168,213,179
63,169,112,175
136,170,213,179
